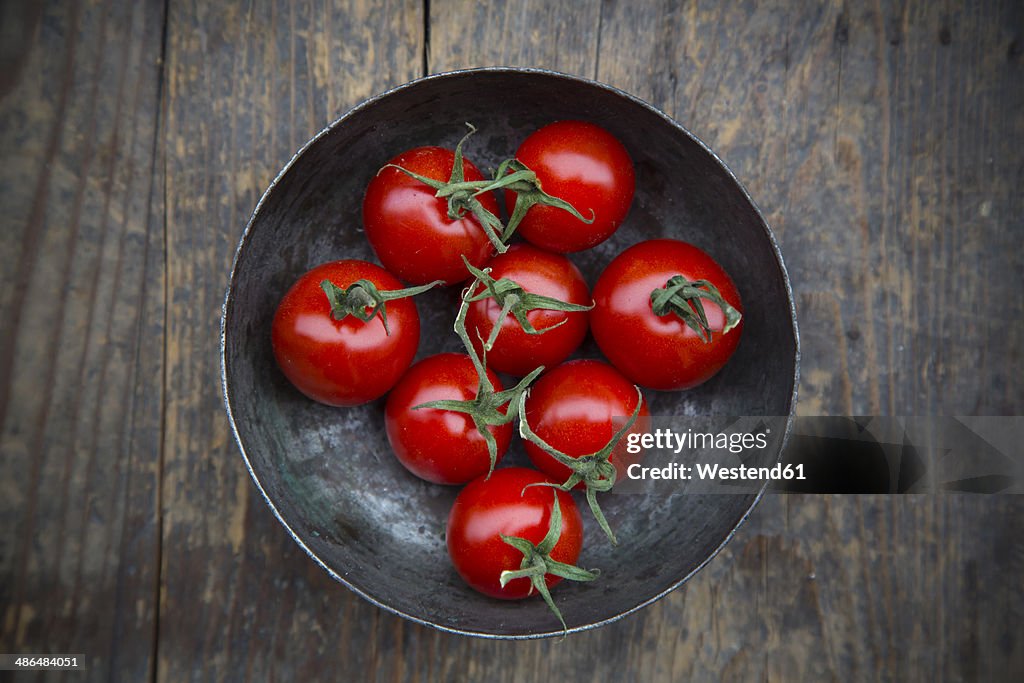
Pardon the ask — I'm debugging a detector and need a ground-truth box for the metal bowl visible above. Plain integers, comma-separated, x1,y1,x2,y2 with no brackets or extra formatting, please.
221,68,799,638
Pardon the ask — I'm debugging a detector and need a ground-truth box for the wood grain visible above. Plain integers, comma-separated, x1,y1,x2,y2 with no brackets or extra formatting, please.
159,1,423,681
0,0,167,680
423,0,1024,681
0,0,1021,681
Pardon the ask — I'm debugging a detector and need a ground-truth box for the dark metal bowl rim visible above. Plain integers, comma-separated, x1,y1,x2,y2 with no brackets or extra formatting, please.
219,66,801,639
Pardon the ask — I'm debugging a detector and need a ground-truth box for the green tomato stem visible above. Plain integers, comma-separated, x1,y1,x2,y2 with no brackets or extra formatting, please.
320,278,442,335
381,124,597,253
517,386,644,545
462,257,594,351
649,276,742,343
499,492,600,634
411,266,544,476
381,124,509,253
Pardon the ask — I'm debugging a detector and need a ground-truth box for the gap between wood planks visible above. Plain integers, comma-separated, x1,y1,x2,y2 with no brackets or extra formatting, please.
151,0,171,682
422,0,431,76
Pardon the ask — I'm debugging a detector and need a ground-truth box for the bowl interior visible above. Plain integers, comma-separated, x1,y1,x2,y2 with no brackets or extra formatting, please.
223,69,798,637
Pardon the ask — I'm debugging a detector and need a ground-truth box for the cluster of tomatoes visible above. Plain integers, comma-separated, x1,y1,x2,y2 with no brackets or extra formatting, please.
271,121,743,630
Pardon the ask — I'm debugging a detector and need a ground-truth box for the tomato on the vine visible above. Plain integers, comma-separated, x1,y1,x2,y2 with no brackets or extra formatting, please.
507,121,635,253
446,467,588,601
464,244,591,376
385,353,512,485
591,239,743,391
271,260,428,407
522,359,649,487
363,146,499,285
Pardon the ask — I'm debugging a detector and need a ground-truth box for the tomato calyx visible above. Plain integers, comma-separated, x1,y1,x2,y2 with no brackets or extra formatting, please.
412,368,541,475
649,276,742,343
499,491,599,633
320,278,442,335
412,274,543,475
384,124,596,252
382,124,508,253
485,158,595,242
518,386,644,546
463,257,594,352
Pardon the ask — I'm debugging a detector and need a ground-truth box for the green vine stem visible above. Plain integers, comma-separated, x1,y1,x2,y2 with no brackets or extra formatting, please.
517,387,644,546
484,158,594,242
383,124,596,251
374,125,610,631
382,124,508,252
649,276,742,343
320,278,442,335
499,491,600,633
462,257,594,352
412,274,543,475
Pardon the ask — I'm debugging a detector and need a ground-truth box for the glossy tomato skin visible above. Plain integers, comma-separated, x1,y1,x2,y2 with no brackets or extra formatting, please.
524,359,649,486
465,244,591,376
385,353,512,485
446,467,584,600
508,121,635,253
363,146,499,285
591,239,743,391
271,260,420,407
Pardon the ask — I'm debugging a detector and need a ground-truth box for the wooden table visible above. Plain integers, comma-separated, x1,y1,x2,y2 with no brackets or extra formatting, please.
2,1,1021,680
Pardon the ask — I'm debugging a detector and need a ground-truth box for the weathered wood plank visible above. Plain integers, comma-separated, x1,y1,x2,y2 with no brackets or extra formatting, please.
0,0,1007,679
5,0,1017,680
159,1,424,680
0,0,167,680
427,1,602,76
422,0,1024,681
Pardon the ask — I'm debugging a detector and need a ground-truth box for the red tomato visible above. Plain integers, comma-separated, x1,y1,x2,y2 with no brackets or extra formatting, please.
446,467,583,600
508,121,635,253
271,260,420,407
363,146,499,285
385,353,512,485
464,244,591,376
591,239,743,391
523,359,649,485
